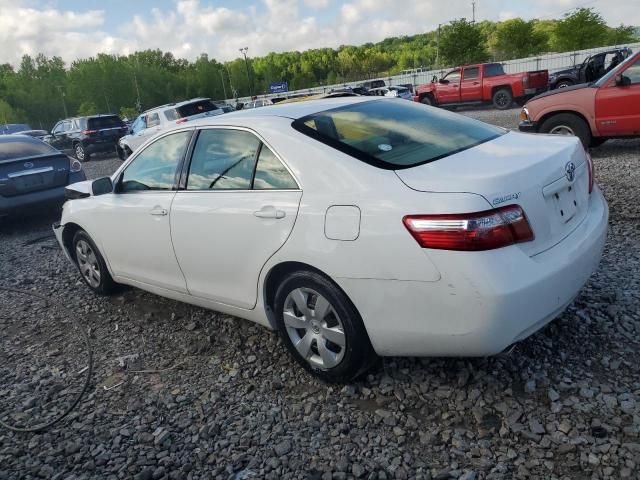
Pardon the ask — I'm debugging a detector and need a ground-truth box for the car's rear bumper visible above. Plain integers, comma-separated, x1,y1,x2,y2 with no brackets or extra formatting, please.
524,86,548,96
85,141,119,155
518,120,538,133
0,172,85,216
336,186,608,357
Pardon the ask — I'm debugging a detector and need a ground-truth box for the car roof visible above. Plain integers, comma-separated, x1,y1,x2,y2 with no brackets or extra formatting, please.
144,97,211,114
189,96,377,125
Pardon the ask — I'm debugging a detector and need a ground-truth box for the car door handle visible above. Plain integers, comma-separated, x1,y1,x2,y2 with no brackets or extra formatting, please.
254,206,285,219
473,82,480,85
150,207,168,216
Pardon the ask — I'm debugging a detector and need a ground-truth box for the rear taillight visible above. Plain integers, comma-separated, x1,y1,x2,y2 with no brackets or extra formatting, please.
586,151,594,194
403,205,534,251
176,119,189,124
81,129,97,135
69,157,82,173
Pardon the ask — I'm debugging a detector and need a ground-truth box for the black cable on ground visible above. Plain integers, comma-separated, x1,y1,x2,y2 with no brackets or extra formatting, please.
0,285,93,433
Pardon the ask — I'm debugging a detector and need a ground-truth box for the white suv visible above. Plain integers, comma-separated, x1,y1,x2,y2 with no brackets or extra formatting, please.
117,98,223,159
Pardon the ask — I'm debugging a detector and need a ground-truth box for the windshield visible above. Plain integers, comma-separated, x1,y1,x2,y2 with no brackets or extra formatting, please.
594,53,638,87
292,99,505,170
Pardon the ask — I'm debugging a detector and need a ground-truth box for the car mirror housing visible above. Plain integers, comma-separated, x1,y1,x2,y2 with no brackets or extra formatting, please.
92,177,113,196
615,75,631,87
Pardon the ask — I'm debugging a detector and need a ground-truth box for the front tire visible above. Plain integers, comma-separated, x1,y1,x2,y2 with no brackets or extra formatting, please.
539,113,591,148
492,88,513,110
74,143,90,162
274,271,376,382
72,230,117,295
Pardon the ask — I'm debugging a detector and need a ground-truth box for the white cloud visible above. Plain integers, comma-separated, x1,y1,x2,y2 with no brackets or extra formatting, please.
0,0,637,68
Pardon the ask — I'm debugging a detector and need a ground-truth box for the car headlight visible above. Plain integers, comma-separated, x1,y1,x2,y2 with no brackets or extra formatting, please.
519,107,530,122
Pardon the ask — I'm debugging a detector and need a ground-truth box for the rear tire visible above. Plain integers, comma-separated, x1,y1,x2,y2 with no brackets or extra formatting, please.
492,88,513,110
539,113,591,148
274,271,376,383
72,230,117,295
74,143,90,162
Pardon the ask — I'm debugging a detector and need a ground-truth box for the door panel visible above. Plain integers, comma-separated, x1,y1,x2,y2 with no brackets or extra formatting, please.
436,70,461,104
595,58,640,136
460,66,482,102
170,190,302,308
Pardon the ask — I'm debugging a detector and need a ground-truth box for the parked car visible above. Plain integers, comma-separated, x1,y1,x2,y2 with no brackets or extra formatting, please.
242,99,273,110
0,135,85,217
118,98,223,158
549,47,632,89
368,86,413,100
414,63,549,110
1,123,32,135
359,79,386,90
17,129,49,140
45,114,127,162
55,97,607,382
519,51,640,147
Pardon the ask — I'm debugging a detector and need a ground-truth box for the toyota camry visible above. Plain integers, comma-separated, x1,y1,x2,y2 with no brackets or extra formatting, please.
54,98,608,382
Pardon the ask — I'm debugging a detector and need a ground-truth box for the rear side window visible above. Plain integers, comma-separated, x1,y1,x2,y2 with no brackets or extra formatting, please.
88,116,124,130
164,109,179,121
0,137,58,160
187,130,260,190
146,113,160,128
484,63,505,77
253,146,297,190
177,100,217,118
292,99,505,170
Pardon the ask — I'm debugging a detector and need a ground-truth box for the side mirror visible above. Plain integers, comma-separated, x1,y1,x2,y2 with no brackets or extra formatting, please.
92,177,113,196
615,75,631,87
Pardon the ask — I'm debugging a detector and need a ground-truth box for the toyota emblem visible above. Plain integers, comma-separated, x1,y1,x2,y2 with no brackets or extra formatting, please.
565,161,576,182
24,162,34,169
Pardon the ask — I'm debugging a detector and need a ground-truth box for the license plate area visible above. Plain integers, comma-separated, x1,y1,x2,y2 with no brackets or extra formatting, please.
15,173,45,190
552,185,577,223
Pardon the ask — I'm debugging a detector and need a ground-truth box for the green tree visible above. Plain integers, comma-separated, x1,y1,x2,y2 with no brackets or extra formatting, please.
77,101,98,116
554,8,608,50
439,19,489,66
492,19,549,59
607,25,638,45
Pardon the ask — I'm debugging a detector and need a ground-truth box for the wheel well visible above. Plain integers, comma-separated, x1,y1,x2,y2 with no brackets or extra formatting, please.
263,261,361,331
538,110,590,131
419,92,434,102
491,85,512,96
61,222,83,260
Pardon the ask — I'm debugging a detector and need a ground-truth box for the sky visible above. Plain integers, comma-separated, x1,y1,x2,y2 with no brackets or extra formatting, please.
0,0,638,67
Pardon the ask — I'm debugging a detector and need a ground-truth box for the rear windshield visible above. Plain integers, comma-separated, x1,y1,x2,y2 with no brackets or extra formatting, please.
176,100,217,118
1,124,31,134
88,116,124,130
292,99,505,170
0,136,58,161
484,63,505,77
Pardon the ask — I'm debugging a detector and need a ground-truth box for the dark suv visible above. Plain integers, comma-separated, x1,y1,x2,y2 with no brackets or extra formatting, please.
46,114,127,161
549,47,632,89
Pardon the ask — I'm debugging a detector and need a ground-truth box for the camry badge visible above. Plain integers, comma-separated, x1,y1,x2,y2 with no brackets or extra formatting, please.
565,161,576,182
24,162,34,169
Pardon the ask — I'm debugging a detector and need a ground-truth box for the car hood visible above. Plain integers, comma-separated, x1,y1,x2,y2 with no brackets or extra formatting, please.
550,67,577,77
530,82,592,101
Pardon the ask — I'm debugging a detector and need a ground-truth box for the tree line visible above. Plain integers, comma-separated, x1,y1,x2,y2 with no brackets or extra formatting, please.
0,8,636,129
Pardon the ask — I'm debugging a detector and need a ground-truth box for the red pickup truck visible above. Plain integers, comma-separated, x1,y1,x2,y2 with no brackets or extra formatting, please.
414,63,549,110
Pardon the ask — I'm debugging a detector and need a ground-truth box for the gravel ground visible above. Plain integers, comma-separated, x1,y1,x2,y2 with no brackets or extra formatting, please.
1,112,639,480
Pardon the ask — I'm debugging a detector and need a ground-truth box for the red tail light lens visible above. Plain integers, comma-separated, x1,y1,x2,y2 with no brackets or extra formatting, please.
176,119,189,124
68,156,82,173
81,129,97,135
403,205,534,251
586,151,594,194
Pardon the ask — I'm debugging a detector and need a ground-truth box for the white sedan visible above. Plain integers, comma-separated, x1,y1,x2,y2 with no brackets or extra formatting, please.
54,98,608,382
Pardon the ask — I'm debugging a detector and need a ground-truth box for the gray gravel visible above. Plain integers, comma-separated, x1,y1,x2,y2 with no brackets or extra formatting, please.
1,115,639,480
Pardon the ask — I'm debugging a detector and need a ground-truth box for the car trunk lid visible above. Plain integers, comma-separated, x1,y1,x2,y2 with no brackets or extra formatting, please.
395,131,590,256
0,153,70,197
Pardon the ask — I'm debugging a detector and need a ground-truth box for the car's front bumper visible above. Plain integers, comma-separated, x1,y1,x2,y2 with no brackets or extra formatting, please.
336,187,608,357
518,120,538,133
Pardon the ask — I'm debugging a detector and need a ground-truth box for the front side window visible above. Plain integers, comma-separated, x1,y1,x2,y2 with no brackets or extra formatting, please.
253,145,298,190
293,99,505,170
443,70,461,83
120,131,191,192
52,122,64,134
187,129,260,190
130,116,146,134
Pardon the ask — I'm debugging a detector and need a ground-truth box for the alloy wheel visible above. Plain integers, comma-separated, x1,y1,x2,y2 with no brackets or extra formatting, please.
75,240,101,288
75,144,85,161
495,92,509,108
283,288,346,370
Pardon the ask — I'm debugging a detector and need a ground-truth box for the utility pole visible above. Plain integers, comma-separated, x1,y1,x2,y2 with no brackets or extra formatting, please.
219,70,228,99
133,73,142,112
56,86,68,118
436,24,442,69
239,47,254,97
472,0,476,22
